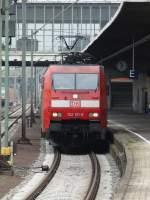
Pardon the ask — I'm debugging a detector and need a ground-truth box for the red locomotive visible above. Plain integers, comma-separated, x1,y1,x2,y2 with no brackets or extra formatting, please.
41,64,107,148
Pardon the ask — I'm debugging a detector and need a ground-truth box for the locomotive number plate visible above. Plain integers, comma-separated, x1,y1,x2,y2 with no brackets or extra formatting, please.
70,100,81,107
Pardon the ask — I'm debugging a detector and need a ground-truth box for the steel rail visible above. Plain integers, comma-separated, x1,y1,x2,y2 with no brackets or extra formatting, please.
84,152,101,200
1,105,31,138
1,106,21,120
26,149,61,200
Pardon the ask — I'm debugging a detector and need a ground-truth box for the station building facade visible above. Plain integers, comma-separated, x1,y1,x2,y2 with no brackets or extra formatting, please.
8,0,150,113
6,1,119,105
12,1,119,53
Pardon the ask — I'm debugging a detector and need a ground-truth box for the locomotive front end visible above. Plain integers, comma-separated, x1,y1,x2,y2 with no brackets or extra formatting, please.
41,65,107,147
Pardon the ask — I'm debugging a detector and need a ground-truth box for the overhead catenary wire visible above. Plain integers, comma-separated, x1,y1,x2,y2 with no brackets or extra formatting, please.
17,0,81,56
30,0,80,36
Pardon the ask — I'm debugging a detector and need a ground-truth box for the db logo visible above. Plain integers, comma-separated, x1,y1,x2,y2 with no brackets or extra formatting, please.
70,100,80,107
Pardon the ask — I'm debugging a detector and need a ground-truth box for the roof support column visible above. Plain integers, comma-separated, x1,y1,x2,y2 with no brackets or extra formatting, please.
99,5,101,30
18,0,30,144
0,0,2,153
34,66,37,109
34,4,36,52
52,6,54,52
132,39,135,70
61,5,64,52
4,0,10,147
30,30,35,126
80,5,83,50
43,5,45,52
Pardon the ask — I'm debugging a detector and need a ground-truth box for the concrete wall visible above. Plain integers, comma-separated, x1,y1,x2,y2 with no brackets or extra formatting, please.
107,73,150,113
107,80,112,110
132,73,149,113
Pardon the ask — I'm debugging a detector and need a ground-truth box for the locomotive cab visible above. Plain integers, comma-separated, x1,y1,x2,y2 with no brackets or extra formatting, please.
41,65,107,148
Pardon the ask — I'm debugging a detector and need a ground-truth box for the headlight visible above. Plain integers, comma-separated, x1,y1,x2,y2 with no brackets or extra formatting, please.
93,113,99,117
89,112,99,118
73,94,78,99
52,112,62,117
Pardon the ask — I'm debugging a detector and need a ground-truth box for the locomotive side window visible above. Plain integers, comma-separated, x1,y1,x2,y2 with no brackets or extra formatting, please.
76,74,98,90
52,73,98,90
52,74,75,90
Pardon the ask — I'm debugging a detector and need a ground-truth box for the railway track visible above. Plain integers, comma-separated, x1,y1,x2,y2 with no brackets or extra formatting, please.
1,105,21,120
84,152,101,200
2,142,120,200
1,105,31,138
23,151,100,200
26,149,61,200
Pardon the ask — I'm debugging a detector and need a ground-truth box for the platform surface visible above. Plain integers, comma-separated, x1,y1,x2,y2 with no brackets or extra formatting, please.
109,110,150,200
109,110,150,141
0,119,41,199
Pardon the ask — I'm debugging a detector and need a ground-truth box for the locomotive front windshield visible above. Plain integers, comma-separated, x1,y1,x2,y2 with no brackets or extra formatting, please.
52,73,98,90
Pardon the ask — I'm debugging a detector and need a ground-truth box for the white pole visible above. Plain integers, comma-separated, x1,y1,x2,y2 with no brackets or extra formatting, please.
0,0,2,153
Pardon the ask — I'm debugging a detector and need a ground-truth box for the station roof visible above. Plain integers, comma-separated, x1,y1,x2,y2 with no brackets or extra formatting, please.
23,0,122,3
83,1,150,64
24,0,149,3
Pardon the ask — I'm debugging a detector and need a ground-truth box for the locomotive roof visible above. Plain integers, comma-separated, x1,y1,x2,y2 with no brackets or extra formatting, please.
44,64,103,75
49,64,103,67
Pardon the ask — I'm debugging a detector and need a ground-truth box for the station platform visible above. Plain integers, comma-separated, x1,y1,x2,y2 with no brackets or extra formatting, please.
109,110,150,200
0,119,41,199
108,110,150,141
1,110,150,199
